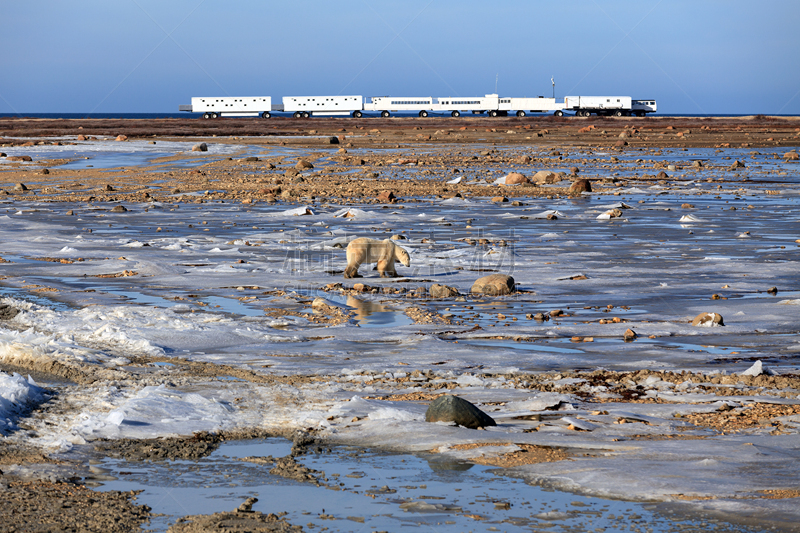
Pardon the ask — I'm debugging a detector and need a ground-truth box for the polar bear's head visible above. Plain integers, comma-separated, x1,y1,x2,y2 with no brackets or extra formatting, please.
394,245,411,267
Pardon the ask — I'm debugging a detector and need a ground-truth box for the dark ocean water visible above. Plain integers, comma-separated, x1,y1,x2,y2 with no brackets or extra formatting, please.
1,112,797,119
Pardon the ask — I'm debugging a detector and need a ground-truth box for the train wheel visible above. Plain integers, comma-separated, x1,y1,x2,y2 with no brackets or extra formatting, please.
381,110,390,118
212,112,219,119
293,111,302,118
203,113,211,119
302,112,310,118
516,110,526,117
451,110,460,117
614,110,623,117
554,110,563,117
489,110,498,117
636,110,645,117
261,112,271,119
353,110,363,118
419,110,428,117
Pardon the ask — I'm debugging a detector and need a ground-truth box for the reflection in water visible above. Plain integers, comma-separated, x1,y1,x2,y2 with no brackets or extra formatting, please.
346,295,413,327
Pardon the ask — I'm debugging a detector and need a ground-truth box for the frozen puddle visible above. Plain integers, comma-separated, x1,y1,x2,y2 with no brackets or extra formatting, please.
90,438,767,533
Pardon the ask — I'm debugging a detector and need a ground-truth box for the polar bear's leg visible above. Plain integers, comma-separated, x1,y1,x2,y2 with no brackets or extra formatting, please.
344,246,365,278
377,258,398,277
344,263,362,278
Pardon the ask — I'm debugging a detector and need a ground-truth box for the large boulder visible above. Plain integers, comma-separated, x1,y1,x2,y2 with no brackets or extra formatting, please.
471,274,515,296
691,312,724,327
531,170,560,184
7,155,33,162
783,151,799,161
429,284,459,298
377,190,397,203
425,395,496,429
502,172,528,185
568,179,592,195
295,159,314,170
192,143,208,152
326,136,339,145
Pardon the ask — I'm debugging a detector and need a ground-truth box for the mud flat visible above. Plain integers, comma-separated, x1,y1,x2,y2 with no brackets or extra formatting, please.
1,116,800,531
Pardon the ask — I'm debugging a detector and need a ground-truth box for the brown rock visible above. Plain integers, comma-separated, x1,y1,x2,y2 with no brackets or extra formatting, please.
14,183,28,191
515,155,532,164
429,284,459,298
691,312,724,327
503,172,528,185
7,155,33,162
76,134,87,141
471,274,515,296
326,136,339,144
615,140,628,147
110,205,128,213
192,143,208,152
730,160,745,169
295,159,314,170
531,170,560,184
783,151,799,161
623,328,637,341
377,190,397,203
115,135,128,142
491,196,509,203
568,179,592,195
41,168,50,175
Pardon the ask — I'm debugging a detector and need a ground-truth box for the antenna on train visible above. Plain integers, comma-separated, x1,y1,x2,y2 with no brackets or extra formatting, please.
551,76,555,99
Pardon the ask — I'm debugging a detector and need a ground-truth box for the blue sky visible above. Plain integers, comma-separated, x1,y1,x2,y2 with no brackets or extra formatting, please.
2,0,799,114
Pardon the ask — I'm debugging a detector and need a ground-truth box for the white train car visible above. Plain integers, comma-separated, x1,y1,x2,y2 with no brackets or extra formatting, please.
365,96,435,117
180,97,273,119
505,97,563,116
564,96,632,116
282,95,362,118
436,94,500,117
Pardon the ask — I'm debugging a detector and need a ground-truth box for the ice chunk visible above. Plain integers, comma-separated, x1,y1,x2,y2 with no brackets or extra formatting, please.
560,416,598,431
332,208,372,218
530,210,565,219
741,360,776,377
0,371,46,430
446,176,462,184
679,214,706,223
281,206,315,216
456,374,484,387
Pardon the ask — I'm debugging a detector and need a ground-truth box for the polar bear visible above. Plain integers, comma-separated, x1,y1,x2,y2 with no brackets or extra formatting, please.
344,237,411,278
